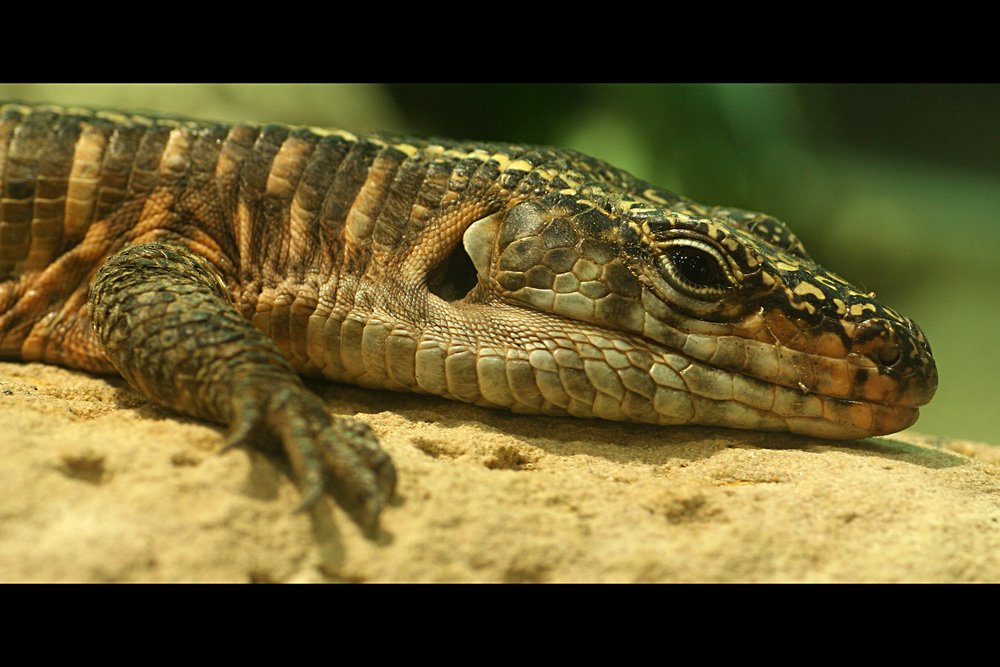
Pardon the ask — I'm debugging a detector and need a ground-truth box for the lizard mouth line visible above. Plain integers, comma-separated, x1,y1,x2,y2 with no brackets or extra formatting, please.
479,299,919,437
644,331,921,410
513,299,917,407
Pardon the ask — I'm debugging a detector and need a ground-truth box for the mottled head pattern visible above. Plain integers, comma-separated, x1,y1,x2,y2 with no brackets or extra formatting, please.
467,183,937,438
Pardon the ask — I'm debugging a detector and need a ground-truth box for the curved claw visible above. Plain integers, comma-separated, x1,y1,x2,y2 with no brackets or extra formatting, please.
230,381,396,534
310,417,396,535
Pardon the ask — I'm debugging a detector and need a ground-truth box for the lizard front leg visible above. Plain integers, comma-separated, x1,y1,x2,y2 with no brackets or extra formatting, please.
87,243,396,536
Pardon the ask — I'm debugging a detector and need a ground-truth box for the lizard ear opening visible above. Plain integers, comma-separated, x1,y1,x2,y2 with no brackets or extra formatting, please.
426,220,488,303
427,211,502,303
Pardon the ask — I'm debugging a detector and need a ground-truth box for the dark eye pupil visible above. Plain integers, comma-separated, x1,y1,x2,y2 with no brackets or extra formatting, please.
667,247,721,287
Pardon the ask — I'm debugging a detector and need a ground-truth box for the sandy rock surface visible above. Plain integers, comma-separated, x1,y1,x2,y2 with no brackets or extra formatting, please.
2,360,997,583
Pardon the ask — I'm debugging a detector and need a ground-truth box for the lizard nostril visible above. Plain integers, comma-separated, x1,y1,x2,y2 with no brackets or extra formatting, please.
878,344,901,367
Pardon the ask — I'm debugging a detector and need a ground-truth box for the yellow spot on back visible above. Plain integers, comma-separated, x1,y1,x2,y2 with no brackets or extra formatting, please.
559,173,581,188
160,129,191,175
94,109,134,125
331,129,359,143
814,274,850,288
790,299,816,315
642,188,670,204
776,261,800,272
849,303,877,316
793,281,826,300
0,103,34,115
393,143,419,157
490,154,511,171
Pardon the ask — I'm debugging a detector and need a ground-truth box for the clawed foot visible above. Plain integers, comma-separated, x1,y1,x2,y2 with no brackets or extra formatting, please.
89,243,396,538
224,379,396,536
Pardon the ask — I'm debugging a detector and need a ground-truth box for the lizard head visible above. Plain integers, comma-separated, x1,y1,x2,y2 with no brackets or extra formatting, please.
462,185,937,439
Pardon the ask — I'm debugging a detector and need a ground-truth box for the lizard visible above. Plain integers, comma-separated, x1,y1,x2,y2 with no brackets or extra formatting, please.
0,102,938,535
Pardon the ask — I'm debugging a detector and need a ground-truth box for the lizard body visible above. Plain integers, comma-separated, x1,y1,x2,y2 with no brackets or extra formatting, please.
0,103,938,530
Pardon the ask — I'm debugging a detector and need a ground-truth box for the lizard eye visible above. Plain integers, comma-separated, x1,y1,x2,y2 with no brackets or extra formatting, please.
658,241,733,299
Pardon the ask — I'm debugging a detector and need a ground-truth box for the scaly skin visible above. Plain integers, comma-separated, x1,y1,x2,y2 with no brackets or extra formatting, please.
86,243,395,533
0,103,938,533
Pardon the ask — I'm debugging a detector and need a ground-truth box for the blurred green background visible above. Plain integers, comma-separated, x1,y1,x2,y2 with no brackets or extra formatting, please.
1,84,995,444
